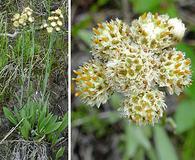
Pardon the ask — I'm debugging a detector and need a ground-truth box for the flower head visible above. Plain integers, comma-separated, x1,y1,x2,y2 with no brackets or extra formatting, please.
168,18,186,41
41,8,64,33
130,12,185,51
157,49,191,95
73,60,111,107
120,90,166,125
74,13,192,125
12,7,34,28
105,43,158,95
92,19,131,62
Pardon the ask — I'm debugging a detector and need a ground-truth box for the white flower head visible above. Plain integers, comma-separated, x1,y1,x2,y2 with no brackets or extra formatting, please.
92,19,131,62
44,8,64,33
12,13,20,21
12,7,34,28
105,43,158,95
168,18,186,40
28,16,34,22
130,12,185,51
46,27,53,33
120,90,166,125
157,48,191,95
13,21,20,27
55,27,61,31
74,14,192,125
74,60,112,107
51,21,57,27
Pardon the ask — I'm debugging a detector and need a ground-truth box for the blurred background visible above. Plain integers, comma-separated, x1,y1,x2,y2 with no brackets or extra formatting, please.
71,0,195,159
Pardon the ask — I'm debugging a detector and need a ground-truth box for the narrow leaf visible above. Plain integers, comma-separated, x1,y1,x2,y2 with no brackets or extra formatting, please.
20,119,31,140
56,113,68,133
45,122,62,134
55,147,65,160
3,107,17,125
154,126,178,160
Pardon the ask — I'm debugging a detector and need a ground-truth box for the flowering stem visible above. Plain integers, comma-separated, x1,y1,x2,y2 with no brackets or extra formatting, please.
42,32,56,102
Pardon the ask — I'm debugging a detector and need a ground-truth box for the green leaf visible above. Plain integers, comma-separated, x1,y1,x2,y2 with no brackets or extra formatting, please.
29,103,37,128
56,113,68,134
38,105,47,130
182,128,195,160
97,0,110,6
129,0,161,13
154,126,178,160
43,115,57,133
132,125,151,149
122,123,152,159
48,133,59,145
174,100,195,133
20,119,31,140
20,108,27,118
55,147,65,160
110,93,122,109
123,124,139,159
24,104,31,118
44,121,62,134
3,107,17,125
14,106,21,122
39,113,53,133
77,30,92,46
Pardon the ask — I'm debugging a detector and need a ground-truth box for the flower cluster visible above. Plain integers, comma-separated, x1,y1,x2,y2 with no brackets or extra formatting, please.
12,7,34,28
73,60,112,107
74,13,192,125
41,8,64,33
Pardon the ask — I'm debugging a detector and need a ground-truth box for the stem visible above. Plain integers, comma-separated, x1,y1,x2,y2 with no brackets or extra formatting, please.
42,33,55,102
27,24,35,97
19,29,25,106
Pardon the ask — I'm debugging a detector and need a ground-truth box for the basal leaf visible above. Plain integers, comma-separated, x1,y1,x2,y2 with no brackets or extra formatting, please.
154,126,178,160
3,107,17,125
55,147,65,160
175,100,195,133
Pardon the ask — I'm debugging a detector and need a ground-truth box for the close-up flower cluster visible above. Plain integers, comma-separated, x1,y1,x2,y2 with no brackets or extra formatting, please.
12,7,34,28
74,12,192,125
41,8,64,33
